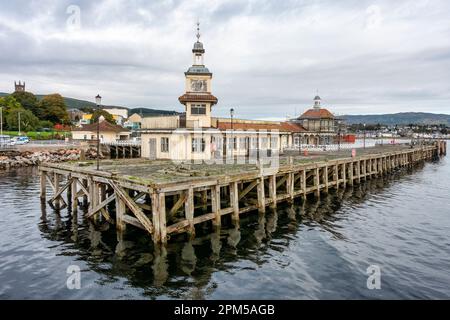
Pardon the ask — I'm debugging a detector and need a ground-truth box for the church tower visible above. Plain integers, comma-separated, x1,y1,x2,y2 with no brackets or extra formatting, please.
14,81,26,92
178,22,218,128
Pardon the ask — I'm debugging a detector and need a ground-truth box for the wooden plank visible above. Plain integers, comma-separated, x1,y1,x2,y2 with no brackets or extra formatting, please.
116,195,126,231
269,175,277,208
159,192,167,244
230,181,240,221
110,181,154,235
49,177,73,205
168,192,187,218
211,185,221,226
40,171,46,201
314,167,320,198
122,215,145,230
76,179,89,197
185,187,195,236
86,193,115,218
151,192,161,243
276,175,287,189
71,178,78,213
238,180,258,201
301,170,307,199
257,178,266,213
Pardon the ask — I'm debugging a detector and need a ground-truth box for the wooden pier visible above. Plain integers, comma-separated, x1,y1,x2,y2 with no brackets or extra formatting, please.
39,142,446,244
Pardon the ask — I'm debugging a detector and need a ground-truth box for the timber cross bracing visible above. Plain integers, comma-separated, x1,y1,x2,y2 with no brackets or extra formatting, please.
39,142,446,244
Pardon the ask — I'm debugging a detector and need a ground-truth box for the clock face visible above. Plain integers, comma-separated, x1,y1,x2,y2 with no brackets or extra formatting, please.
191,80,207,92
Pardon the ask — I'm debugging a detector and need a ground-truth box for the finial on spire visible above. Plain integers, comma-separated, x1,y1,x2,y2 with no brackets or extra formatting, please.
196,20,201,42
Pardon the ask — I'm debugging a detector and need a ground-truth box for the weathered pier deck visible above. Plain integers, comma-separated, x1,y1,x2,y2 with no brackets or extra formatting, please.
39,141,447,244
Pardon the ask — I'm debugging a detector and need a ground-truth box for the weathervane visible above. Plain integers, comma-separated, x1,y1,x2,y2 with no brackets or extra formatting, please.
196,20,201,41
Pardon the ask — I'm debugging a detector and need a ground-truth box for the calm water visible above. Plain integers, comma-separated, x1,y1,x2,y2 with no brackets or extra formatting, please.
0,157,449,299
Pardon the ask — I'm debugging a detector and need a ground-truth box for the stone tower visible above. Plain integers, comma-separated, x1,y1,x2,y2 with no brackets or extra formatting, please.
14,81,26,92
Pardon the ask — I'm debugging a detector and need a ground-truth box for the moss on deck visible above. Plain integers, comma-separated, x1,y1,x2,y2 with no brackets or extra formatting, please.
45,144,416,186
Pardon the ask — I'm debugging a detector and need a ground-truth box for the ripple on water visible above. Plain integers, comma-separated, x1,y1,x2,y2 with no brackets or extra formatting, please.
0,160,449,299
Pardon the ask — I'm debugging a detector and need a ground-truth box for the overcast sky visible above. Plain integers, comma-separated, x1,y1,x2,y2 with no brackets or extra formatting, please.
0,0,449,119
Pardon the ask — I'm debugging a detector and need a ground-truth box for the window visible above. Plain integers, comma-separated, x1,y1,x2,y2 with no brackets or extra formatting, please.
191,104,207,115
161,137,169,153
251,137,258,149
239,137,248,150
270,137,278,149
260,137,269,149
84,135,87,140
192,138,205,153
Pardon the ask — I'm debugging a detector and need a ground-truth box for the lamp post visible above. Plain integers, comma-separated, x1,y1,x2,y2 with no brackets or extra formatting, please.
363,123,366,149
18,112,21,136
230,108,234,156
338,124,341,151
95,94,102,171
0,107,3,137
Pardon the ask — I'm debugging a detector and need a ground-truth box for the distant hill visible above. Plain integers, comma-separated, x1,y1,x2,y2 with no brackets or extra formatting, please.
129,107,180,117
0,92,179,117
342,112,450,126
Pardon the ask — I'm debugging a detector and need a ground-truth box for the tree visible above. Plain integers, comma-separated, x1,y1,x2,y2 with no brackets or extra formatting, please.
11,91,40,118
92,109,116,124
0,96,22,130
6,107,39,132
38,94,70,124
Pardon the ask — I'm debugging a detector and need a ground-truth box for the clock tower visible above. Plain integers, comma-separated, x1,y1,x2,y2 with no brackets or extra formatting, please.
178,22,218,128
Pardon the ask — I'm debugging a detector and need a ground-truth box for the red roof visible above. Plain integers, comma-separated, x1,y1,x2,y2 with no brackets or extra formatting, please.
178,93,218,105
216,121,305,133
299,108,335,119
280,122,307,132
73,121,130,133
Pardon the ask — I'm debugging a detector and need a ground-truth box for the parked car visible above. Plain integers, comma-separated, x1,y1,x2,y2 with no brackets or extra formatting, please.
11,136,30,145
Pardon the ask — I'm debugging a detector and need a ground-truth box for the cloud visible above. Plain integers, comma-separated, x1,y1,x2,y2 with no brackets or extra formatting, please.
0,0,449,116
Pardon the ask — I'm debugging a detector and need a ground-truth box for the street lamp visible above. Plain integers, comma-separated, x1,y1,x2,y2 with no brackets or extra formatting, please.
230,108,235,155
0,107,3,137
338,123,341,151
363,123,366,149
18,112,21,136
95,94,102,171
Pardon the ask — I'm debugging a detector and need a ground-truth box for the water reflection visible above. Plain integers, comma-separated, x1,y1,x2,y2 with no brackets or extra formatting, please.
28,160,445,299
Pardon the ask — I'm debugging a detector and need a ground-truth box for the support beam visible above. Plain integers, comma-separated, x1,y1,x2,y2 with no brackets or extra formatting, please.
211,185,221,227
314,167,320,198
269,175,277,208
230,182,240,222
257,178,266,213
158,192,167,244
40,171,46,201
238,180,258,201
185,187,195,237
116,195,126,231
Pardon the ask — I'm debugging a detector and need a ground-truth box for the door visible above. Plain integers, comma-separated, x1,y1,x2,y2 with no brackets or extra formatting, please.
149,138,157,160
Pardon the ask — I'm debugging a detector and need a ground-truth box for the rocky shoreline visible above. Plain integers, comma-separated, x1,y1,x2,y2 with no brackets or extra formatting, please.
0,148,101,170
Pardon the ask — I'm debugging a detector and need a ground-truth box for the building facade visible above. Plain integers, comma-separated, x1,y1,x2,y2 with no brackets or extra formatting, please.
72,120,131,143
140,24,303,161
290,95,342,146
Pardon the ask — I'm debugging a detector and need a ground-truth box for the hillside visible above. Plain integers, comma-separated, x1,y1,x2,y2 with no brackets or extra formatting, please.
0,92,179,117
342,112,450,126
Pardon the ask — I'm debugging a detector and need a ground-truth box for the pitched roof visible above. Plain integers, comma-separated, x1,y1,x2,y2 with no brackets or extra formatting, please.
280,122,307,132
215,121,306,133
299,108,335,119
72,121,130,133
178,93,218,105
